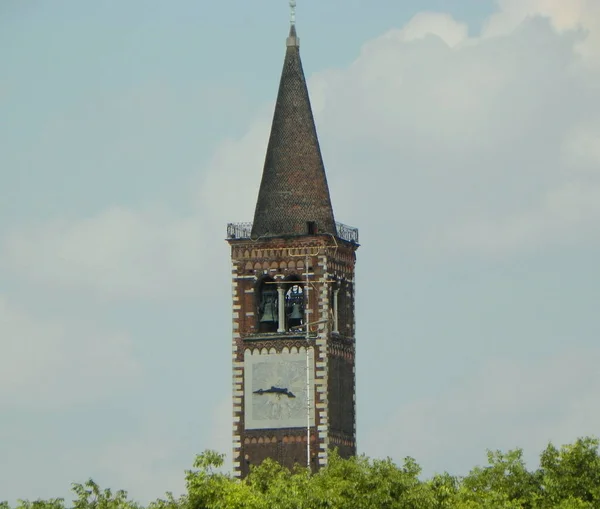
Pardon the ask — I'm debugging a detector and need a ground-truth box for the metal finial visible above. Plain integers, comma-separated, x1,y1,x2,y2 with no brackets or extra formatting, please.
290,0,296,25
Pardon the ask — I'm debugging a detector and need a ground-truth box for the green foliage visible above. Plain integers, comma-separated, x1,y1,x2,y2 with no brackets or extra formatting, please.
458,448,542,508
7,437,600,509
182,450,263,509
538,437,600,507
71,480,140,509
14,500,65,509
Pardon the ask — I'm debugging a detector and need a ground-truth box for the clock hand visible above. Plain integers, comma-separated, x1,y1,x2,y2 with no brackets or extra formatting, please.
253,386,296,398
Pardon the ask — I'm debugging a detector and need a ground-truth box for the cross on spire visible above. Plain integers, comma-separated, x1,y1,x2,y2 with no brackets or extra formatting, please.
290,0,296,26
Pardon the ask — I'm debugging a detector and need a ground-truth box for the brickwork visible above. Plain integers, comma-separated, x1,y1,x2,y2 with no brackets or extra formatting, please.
229,235,357,476
251,25,336,240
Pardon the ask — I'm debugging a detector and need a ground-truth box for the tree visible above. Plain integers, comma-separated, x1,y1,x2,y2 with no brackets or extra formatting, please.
538,437,600,507
5,437,600,509
457,448,541,508
71,480,140,509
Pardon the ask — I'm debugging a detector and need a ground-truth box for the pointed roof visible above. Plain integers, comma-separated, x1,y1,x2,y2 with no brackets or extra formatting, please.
251,24,336,239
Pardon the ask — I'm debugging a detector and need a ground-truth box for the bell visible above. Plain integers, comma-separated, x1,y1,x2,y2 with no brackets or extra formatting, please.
289,302,303,320
260,305,277,323
259,289,278,323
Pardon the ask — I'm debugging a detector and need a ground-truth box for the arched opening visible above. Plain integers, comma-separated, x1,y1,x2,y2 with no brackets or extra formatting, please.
337,278,352,335
285,276,305,331
256,276,278,333
329,278,339,334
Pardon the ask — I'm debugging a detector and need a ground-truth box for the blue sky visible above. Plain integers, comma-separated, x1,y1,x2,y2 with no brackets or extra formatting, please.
2,0,600,504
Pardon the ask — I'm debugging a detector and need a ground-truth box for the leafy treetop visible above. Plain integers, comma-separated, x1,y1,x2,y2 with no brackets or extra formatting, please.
4,437,600,509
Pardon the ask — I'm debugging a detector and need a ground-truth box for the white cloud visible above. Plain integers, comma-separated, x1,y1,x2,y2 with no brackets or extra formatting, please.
0,207,220,299
197,113,272,222
0,113,270,300
484,0,589,36
483,0,600,64
563,122,600,168
428,181,600,255
0,296,141,409
395,12,469,48
363,347,600,475
308,6,600,256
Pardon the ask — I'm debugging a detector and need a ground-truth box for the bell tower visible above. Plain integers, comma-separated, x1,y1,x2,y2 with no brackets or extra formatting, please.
226,4,359,477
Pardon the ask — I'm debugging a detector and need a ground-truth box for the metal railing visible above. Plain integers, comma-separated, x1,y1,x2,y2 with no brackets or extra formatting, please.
226,222,253,240
226,221,359,244
335,221,359,244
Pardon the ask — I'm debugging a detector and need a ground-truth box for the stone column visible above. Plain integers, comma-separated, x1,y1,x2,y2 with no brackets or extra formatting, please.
277,283,286,333
333,287,340,334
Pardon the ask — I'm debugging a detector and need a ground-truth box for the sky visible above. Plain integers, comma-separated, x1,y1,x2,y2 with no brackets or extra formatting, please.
2,0,600,503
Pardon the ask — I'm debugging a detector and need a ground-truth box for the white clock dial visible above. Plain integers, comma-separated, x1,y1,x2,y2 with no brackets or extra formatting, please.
244,349,315,430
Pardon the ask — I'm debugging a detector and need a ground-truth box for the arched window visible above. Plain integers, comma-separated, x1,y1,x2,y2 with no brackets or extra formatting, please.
329,278,339,334
337,278,353,336
285,279,305,331
257,277,277,333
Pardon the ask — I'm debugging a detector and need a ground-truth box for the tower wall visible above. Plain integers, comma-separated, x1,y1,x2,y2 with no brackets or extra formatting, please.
229,237,357,477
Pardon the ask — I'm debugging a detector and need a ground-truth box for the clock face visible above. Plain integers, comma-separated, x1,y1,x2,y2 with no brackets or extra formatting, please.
244,348,315,430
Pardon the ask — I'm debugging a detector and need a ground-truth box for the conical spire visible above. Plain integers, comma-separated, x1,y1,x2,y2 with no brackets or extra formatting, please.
251,21,336,239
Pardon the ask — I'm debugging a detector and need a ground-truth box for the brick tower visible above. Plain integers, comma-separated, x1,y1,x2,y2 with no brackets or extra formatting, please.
226,10,359,477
